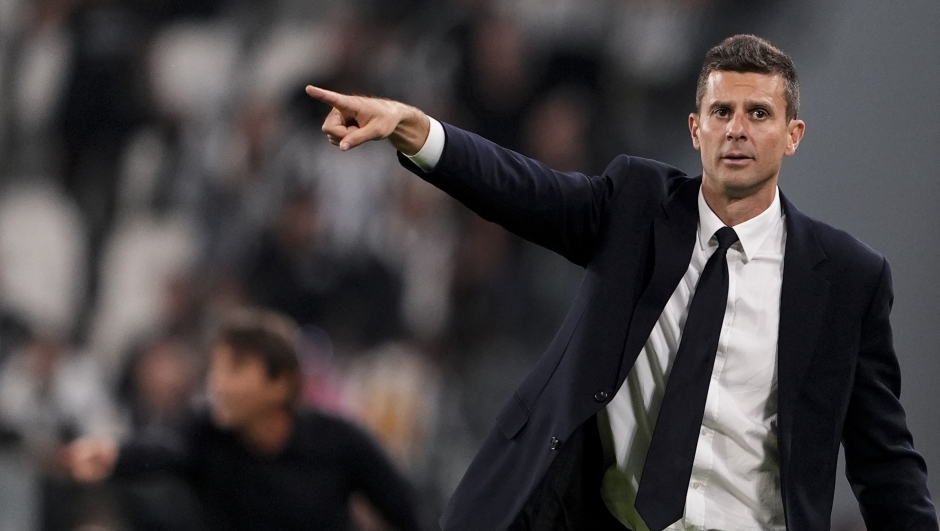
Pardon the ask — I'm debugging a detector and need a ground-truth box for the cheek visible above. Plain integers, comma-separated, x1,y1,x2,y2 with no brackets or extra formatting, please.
771,140,790,159
209,371,244,403
698,139,720,163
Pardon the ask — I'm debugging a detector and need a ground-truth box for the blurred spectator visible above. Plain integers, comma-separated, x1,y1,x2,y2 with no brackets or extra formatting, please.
52,0,151,327
0,335,123,531
520,84,595,173
447,214,537,357
345,341,440,470
239,182,403,350
344,341,445,530
449,8,533,150
111,332,206,531
381,172,457,343
0,178,106,530
239,186,331,327
63,308,422,531
117,333,202,431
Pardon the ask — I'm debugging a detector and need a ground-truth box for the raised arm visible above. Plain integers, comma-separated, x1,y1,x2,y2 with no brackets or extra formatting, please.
308,87,637,265
305,86,430,155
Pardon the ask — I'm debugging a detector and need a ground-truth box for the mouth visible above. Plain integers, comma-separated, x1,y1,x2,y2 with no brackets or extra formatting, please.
721,153,754,166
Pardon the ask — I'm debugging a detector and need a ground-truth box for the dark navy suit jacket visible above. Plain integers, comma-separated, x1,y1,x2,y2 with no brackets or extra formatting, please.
401,123,937,531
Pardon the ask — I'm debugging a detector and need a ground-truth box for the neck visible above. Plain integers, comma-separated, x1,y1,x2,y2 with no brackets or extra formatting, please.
240,408,294,454
701,177,777,227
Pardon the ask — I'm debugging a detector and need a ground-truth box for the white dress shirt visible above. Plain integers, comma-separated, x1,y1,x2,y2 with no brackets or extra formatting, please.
407,117,446,171
405,118,788,530
607,189,787,531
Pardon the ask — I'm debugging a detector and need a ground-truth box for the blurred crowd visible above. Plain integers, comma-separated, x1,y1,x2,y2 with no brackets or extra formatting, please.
0,0,794,529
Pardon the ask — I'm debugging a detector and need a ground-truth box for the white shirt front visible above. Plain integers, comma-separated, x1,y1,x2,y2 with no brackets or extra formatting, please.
606,189,787,531
406,120,788,530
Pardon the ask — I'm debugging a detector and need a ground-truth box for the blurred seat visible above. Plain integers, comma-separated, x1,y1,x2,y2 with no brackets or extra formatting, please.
12,24,72,136
88,214,198,381
149,22,242,122
0,180,87,339
247,22,337,106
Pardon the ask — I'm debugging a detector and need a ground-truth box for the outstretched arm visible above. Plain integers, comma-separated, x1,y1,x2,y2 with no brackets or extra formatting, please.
305,86,639,266
305,86,431,156
63,422,196,483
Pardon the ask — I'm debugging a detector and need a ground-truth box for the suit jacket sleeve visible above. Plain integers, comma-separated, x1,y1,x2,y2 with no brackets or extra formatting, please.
398,122,637,267
842,258,938,530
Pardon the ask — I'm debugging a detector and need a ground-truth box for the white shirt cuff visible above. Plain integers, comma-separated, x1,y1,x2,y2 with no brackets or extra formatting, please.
405,117,445,171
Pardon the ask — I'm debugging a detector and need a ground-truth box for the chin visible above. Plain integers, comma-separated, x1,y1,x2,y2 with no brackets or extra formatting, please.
713,174,773,198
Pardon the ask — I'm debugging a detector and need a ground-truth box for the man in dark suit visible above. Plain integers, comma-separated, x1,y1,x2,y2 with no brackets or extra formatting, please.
307,35,937,531
64,309,421,531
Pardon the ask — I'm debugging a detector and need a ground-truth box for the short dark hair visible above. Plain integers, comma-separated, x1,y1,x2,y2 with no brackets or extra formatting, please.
696,34,800,120
214,308,302,403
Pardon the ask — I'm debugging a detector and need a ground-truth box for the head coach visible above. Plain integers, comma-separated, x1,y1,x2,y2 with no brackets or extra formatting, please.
307,34,937,531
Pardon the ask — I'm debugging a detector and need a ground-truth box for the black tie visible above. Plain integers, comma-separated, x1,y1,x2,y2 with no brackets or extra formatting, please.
634,226,739,531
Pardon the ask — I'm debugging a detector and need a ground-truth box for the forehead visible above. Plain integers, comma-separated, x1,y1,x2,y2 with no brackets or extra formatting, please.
211,343,258,369
702,71,785,107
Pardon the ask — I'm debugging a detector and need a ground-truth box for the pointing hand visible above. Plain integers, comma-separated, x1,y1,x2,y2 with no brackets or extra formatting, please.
305,86,430,156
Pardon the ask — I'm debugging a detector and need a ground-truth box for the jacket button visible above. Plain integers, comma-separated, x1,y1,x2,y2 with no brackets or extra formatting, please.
550,437,560,450
594,390,609,402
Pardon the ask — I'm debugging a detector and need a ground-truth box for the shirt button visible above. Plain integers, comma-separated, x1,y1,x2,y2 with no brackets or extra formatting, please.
701,427,709,436
550,437,560,450
692,482,703,490
594,390,608,402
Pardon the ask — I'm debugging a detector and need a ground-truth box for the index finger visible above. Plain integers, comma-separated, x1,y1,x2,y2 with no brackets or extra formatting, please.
306,85,348,109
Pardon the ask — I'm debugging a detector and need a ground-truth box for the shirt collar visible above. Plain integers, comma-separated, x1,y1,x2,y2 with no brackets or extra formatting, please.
697,186,783,262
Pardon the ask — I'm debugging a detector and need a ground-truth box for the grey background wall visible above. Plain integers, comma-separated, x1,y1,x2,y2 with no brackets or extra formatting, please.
788,1,940,525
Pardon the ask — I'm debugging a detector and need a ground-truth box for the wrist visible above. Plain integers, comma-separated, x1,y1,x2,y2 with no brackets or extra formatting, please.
389,105,430,156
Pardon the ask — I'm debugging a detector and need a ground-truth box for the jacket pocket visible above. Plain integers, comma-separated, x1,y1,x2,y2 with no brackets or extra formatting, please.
496,393,530,440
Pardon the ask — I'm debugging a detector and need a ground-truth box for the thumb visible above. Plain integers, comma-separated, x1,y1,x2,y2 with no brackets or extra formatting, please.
338,122,384,151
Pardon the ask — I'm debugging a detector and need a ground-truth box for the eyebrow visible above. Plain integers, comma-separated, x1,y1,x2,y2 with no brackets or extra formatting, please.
708,99,776,111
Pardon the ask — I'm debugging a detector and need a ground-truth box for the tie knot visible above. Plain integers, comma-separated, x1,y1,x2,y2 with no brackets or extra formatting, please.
714,226,739,250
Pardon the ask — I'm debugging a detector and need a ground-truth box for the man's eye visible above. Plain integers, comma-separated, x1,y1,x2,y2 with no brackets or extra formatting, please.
714,108,729,117
753,110,767,119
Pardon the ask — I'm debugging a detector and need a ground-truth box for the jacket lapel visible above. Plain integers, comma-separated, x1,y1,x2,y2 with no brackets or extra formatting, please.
775,192,830,464
617,178,700,384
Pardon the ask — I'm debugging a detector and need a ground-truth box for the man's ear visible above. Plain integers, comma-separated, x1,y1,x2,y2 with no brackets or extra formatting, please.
689,113,702,151
785,118,805,157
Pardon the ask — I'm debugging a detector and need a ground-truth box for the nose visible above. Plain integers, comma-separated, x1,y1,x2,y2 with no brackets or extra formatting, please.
726,113,747,141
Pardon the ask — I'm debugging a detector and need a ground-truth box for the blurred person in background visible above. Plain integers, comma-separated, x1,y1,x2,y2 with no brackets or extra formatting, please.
63,308,422,531
307,33,937,531
0,178,124,531
449,9,532,152
238,182,403,352
116,333,202,432
110,332,205,531
0,330,125,531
